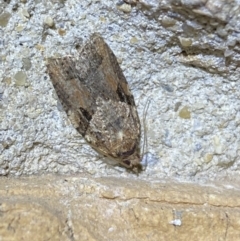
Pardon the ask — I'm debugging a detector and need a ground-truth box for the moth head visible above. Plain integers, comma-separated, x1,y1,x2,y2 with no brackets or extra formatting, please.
121,153,142,173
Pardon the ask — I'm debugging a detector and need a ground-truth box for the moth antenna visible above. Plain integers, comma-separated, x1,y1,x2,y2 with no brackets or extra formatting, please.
141,97,151,165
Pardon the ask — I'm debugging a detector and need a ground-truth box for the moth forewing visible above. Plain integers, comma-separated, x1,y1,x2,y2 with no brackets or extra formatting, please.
46,33,141,171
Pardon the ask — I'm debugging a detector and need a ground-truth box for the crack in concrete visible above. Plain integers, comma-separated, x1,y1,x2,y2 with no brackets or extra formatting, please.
64,213,75,241
224,212,229,241
100,195,240,209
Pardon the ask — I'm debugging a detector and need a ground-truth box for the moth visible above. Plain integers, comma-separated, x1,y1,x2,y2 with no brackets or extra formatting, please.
46,33,141,171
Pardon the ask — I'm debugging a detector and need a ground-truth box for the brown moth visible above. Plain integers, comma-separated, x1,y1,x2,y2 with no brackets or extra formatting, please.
46,33,141,171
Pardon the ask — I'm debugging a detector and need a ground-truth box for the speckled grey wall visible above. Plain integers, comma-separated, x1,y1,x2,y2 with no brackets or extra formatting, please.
0,0,240,181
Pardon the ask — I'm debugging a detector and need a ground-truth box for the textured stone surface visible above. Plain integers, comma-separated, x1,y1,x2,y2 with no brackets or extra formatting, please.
1,0,240,181
0,175,240,240
1,1,240,239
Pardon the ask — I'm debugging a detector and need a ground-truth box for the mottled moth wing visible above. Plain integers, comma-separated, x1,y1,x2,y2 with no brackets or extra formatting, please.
47,33,141,170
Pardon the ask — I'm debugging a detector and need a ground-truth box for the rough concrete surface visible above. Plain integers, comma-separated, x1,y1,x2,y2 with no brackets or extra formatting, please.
1,0,240,240
1,175,240,241
1,0,240,181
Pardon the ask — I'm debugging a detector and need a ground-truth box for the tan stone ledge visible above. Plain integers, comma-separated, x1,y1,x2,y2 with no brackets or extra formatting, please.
0,175,240,240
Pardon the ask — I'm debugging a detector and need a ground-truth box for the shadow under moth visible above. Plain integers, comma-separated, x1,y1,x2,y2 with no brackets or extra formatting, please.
46,33,141,171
